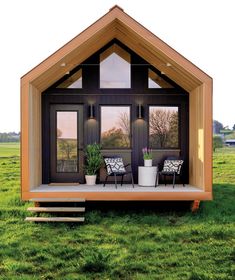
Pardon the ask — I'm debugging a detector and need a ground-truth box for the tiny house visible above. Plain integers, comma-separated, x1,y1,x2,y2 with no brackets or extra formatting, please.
21,6,213,204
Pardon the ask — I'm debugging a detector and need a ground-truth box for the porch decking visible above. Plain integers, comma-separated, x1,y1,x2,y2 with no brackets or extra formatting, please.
26,184,211,201
32,184,202,193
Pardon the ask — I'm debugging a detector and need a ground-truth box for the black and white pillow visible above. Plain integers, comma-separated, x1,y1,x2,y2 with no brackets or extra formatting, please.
104,158,126,175
162,160,184,174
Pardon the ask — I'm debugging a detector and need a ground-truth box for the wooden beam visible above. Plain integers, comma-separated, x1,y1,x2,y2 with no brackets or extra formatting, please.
27,207,85,212
23,191,212,201
29,198,86,202
191,200,200,212
25,217,85,222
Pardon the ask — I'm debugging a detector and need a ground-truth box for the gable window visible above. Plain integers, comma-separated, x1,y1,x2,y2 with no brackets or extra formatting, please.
101,106,131,148
56,69,82,88
148,69,173,88
149,106,179,148
100,44,131,88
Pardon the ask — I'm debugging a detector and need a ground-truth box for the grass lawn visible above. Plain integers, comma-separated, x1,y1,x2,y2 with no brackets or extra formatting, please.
0,146,234,279
0,142,20,157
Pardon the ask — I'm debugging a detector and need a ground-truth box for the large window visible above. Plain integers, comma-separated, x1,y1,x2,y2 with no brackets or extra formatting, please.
101,106,131,148
100,44,131,88
149,106,179,148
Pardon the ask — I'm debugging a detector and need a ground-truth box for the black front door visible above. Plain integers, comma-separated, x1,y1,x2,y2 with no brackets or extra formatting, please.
50,104,84,183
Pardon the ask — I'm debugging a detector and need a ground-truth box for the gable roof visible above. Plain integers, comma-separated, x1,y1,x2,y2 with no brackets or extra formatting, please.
21,5,212,92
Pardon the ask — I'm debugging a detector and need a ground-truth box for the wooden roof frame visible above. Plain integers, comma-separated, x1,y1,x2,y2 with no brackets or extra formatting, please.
20,5,213,201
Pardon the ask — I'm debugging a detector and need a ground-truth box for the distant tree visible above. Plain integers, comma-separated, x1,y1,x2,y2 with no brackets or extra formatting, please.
213,135,223,152
233,124,235,131
117,112,130,147
101,127,129,148
58,139,77,160
0,132,20,142
167,112,179,147
213,120,223,134
57,128,62,138
149,109,178,148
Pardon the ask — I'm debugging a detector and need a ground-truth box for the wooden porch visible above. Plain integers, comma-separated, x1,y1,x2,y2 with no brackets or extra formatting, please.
25,184,212,201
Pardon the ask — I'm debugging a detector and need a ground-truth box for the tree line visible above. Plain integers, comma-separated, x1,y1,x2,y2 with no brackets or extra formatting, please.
0,132,20,142
213,120,235,151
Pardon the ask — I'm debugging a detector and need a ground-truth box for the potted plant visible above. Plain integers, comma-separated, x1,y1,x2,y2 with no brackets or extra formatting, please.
142,147,153,167
84,143,103,185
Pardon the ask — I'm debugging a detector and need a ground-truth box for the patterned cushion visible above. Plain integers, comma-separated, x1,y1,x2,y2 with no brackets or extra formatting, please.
104,157,126,175
162,160,183,174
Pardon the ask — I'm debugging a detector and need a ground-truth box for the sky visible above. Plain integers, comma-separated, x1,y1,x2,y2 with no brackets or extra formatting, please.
0,0,234,132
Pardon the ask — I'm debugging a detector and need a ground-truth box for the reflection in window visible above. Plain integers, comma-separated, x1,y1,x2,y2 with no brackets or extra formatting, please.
56,69,82,88
57,112,77,172
149,106,178,148
148,69,173,88
101,106,130,148
100,44,131,88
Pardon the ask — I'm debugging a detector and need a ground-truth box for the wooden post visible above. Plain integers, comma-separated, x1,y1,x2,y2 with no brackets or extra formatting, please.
191,200,200,212
34,202,40,207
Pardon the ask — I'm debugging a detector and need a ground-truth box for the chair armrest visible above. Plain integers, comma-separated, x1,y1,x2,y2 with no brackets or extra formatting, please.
124,163,132,171
105,163,114,174
177,163,183,174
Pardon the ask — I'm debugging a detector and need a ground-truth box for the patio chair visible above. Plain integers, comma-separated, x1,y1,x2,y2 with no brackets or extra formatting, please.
155,157,184,188
103,156,134,189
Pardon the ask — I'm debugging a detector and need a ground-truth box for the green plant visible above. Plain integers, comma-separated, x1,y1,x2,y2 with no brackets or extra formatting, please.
84,143,103,175
142,147,153,160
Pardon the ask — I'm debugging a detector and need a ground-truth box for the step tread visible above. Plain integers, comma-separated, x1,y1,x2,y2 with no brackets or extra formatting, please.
25,217,85,222
27,207,85,212
29,198,85,202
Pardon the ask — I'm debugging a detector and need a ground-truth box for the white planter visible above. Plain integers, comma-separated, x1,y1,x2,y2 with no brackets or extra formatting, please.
144,159,152,167
85,175,97,185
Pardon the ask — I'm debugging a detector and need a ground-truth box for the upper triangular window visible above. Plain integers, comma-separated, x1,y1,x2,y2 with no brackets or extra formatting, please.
100,44,131,88
148,69,173,88
56,69,82,88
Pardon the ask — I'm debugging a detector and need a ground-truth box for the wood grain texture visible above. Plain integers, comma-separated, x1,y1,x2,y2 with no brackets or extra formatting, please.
22,191,212,201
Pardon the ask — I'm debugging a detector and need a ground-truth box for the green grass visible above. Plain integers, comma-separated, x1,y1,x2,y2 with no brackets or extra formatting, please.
0,146,234,279
213,147,235,184
0,142,20,157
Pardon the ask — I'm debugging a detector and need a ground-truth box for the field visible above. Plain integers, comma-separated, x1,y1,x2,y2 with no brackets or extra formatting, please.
0,142,19,157
0,143,234,279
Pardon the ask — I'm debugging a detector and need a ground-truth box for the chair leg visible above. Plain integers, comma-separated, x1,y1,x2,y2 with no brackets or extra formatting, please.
121,175,124,186
103,176,108,187
164,175,166,186
155,172,159,187
173,173,176,188
114,174,117,189
131,173,134,188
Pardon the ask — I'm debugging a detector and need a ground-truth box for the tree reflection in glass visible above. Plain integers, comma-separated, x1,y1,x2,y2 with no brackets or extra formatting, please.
101,106,130,148
149,106,178,148
57,112,77,172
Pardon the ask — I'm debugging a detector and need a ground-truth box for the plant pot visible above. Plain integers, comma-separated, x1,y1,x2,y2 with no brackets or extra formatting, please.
85,175,97,185
144,159,152,167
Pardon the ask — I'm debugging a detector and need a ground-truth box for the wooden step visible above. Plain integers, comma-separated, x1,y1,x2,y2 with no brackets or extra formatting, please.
29,198,85,202
27,207,85,212
25,217,85,222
